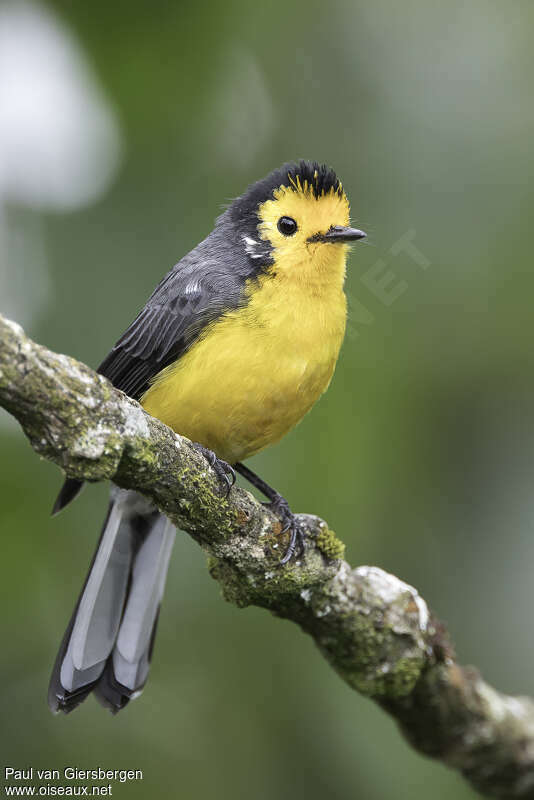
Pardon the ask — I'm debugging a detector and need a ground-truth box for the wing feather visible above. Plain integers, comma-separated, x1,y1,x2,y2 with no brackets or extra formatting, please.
97,225,263,400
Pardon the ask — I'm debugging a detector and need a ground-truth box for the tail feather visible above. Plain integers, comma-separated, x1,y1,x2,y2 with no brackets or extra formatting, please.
47,499,117,714
59,493,134,695
95,514,176,712
48,488,176,714
52,478,84,515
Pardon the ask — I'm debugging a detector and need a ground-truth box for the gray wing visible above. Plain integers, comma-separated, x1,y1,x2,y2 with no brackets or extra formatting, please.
98,227,257,400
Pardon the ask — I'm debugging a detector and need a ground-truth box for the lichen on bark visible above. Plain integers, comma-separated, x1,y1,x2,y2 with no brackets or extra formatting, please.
2,311,534,798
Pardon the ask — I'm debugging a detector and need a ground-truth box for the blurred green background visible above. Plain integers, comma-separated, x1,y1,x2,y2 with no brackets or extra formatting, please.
1,1,534,798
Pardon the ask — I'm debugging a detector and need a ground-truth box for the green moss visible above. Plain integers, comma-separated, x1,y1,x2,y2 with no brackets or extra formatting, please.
316,526,345,560
207,555,219,573
347,654,422,697
172,464,238,536
260,567,316,599
388,656,423,696
316,607,424,699
130,439,159,467
208,558,252,607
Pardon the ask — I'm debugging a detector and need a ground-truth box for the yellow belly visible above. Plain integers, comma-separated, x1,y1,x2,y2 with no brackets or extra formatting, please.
141,272,347,464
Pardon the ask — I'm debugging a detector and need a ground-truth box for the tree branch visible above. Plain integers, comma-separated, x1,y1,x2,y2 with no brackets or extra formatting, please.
1,311,533,799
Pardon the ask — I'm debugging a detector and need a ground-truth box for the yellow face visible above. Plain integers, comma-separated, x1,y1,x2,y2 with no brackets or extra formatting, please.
256,183,352,284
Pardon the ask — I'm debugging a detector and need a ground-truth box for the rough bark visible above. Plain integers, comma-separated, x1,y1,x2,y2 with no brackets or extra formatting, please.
1,311,533,799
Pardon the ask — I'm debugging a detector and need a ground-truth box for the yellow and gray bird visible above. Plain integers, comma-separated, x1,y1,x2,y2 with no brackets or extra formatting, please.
49,160,366,714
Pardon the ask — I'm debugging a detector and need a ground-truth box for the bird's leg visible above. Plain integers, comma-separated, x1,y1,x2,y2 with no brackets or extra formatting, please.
234,463,305,564
191,443,236,498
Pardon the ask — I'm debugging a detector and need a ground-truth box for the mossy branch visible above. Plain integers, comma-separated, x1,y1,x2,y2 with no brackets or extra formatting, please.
1,311,534,799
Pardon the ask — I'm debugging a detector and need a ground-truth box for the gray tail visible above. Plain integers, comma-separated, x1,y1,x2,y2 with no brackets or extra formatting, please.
48,489,176,714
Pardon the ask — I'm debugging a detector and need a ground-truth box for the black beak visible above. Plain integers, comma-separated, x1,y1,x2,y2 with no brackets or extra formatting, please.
321,225,367,243
308,225,367,244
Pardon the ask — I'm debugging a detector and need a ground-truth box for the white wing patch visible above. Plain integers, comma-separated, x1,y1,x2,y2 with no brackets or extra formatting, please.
242,235,263,259
184,279,201,295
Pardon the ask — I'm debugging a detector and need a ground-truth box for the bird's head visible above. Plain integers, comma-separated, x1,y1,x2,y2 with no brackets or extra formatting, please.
226,160,365,286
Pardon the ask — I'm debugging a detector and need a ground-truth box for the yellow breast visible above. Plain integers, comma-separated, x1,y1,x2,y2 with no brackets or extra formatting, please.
141,245,348,464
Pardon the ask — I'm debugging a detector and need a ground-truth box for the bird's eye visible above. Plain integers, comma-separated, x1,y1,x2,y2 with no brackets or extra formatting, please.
277,216,298,236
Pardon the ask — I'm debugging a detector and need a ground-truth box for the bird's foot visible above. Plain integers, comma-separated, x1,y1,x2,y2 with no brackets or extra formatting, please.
192,443,236,498
264,494,306,564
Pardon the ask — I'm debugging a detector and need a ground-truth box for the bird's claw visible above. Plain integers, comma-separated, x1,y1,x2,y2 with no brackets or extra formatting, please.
192,443,236,498
264,494,306,564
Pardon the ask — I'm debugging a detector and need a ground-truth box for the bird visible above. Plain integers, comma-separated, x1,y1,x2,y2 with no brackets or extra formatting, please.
48,160,366,715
